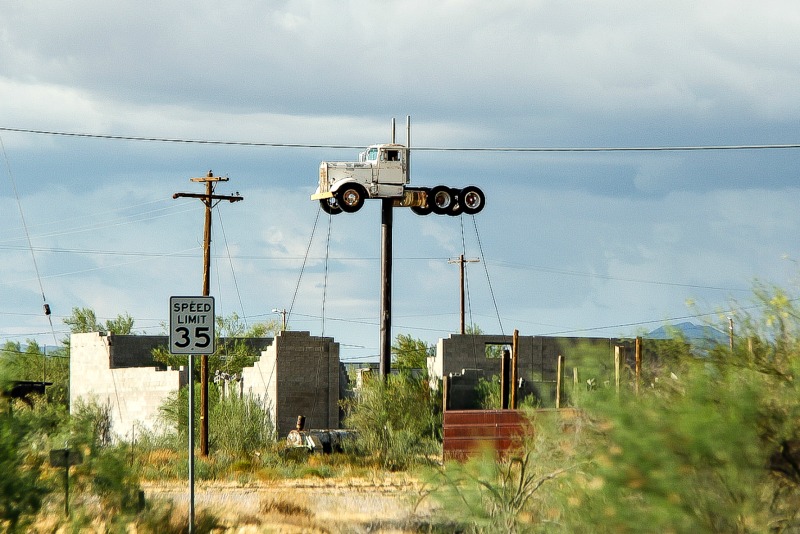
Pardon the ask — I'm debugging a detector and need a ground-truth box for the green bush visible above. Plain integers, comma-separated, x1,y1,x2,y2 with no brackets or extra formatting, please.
211,394,274,456
159,385,276,459
566,362,771,532
342,371,440,470
0,399,50,532
557,282,800,532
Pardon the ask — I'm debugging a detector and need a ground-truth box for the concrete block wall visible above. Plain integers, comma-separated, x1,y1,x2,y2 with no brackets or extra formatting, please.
434,334,636,408
70,332,184,439
71,331,340,442
241,330,340,438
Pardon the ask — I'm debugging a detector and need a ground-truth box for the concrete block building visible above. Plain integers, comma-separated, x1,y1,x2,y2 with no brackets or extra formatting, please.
70,332,186,439
241,330,341,437
70,331,339,440
432,334,639,409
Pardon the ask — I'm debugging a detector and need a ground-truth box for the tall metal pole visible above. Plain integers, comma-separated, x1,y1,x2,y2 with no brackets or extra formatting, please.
380,198,393,378
188,354,195,532
378,117,408,378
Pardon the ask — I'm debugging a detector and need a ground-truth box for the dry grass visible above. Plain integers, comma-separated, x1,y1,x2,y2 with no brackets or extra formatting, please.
138,473,437,533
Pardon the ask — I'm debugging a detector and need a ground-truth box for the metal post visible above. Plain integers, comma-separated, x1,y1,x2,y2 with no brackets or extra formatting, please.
406,115,411,181
188,355,195,532
379,198,393,378
64,462,70,517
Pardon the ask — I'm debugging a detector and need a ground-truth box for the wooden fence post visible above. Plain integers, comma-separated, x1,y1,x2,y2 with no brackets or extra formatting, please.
556,355,563,409
635,337,642,395
510,329,519,409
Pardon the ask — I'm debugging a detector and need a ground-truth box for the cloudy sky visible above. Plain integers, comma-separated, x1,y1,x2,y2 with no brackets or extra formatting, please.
2,1,799,362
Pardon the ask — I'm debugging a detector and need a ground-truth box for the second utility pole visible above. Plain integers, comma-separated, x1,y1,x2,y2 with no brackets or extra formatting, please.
448,254,479,334
173,171,243,456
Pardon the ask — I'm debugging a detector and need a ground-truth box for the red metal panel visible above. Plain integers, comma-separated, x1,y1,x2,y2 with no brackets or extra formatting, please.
442,410,531,460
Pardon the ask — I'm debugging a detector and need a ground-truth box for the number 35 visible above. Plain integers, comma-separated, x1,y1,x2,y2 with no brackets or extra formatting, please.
173,326,212,349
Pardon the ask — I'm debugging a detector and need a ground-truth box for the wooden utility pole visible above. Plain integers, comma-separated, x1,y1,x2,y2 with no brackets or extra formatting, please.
273,308,288,331
510,329,519,409
173,171,242,457
635,337,642,395
448,254,479,334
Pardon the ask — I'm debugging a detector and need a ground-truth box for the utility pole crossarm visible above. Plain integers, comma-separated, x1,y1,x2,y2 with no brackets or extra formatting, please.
173,192,244,202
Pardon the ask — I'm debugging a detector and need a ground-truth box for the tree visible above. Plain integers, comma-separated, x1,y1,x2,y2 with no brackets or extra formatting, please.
0,341,69,406
342,372,440,469
0,407,50,531
392,334,433,376
343,334,441,469
63,307,135,335
152,312,281,377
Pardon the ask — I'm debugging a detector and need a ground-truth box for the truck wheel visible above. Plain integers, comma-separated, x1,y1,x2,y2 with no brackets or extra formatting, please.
410,187,433,215
336,184,366,213
430,185,453,215
411,205,433,215
460,186,485,215
448,193,464,216
320,198,342,215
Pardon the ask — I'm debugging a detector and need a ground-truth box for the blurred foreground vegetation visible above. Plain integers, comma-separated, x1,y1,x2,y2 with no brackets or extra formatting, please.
2,283,800,531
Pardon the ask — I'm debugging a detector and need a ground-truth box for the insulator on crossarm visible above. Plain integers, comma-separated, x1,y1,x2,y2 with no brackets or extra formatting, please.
43,303,51,316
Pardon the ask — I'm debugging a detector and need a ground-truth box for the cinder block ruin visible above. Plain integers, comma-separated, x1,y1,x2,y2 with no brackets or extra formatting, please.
69,331,339,440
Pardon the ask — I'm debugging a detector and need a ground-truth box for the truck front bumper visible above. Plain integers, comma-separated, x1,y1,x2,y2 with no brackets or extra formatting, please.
311,191,333,200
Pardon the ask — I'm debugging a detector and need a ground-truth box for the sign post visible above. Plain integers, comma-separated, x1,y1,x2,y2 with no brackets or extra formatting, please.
170,295,215,533
50,448,83,517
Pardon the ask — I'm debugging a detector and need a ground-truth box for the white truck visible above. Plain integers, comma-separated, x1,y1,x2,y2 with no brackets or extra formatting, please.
310,143,485,216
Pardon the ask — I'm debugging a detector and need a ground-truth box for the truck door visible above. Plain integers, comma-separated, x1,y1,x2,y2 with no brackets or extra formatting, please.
377,148,406,185
365,146,379,185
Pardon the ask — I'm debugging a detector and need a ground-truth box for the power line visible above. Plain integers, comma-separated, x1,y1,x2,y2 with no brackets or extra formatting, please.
1,134,59,346
2,126,800,153
0,241,751,294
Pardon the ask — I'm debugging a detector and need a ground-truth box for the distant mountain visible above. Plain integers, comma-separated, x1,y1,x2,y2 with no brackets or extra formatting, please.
646,322,728,345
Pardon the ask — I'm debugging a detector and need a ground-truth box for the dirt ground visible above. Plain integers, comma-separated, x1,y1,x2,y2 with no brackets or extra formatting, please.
142,473,440,533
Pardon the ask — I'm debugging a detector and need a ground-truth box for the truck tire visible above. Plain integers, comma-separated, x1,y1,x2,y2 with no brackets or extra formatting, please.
320,198,342,215
336,184,366,213
460,186,485,215
411,204,433,215
447,188,464,216
410,187,433,215
430,185,454,215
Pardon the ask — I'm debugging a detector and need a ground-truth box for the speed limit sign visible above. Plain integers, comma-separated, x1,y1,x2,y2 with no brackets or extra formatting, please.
169,296,215,354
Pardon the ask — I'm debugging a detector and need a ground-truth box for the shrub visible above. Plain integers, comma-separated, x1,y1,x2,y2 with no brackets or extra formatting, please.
0,400,50,531
211,394,275,456
342,371,440,470
421,411,582,533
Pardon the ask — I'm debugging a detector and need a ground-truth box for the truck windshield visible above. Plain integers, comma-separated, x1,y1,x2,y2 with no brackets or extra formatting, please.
366,148,378,161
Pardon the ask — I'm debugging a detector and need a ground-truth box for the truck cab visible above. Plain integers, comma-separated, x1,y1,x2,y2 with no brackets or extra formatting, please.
312,143,409,213
312,143,484,216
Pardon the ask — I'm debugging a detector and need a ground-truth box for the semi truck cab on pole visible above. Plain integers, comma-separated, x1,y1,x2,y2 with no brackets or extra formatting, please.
311,143,485,217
